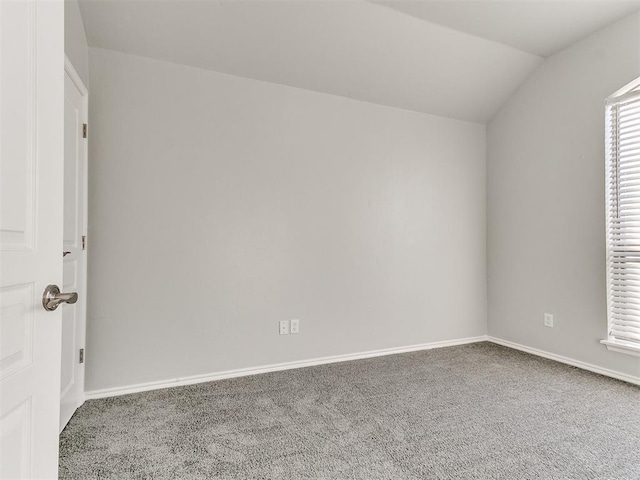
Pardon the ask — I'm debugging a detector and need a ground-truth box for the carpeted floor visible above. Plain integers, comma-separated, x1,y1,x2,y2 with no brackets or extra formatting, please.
59,342,640,479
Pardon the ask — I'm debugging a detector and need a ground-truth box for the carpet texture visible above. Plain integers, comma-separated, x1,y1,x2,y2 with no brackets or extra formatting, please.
59,343,640,479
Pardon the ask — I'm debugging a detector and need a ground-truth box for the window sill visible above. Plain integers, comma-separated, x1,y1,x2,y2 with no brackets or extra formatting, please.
601,339,640,358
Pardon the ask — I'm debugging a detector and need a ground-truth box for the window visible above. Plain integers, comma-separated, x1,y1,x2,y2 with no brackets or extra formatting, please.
603,77,640,357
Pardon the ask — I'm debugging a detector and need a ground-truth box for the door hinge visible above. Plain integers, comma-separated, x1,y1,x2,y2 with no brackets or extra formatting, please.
82,235,87,250
82,123,88,139
79,348,84,364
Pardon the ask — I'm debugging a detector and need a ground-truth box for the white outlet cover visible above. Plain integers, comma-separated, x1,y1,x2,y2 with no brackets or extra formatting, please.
290,319,299,334
544,313,554,327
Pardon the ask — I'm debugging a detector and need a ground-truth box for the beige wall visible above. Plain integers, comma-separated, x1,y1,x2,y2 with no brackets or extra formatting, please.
488,13,640,379
85,48,487,392
64,0,89,87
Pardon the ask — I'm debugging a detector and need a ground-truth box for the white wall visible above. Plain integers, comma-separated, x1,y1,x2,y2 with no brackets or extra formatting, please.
86,48,487,391
64,0,89,88
488,13,640,378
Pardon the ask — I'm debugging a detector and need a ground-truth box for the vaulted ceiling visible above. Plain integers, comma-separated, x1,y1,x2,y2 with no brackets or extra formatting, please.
374,0,640,57
78,0,640,123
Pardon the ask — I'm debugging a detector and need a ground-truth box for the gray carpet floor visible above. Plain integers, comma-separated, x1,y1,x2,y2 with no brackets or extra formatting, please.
59,343,640,479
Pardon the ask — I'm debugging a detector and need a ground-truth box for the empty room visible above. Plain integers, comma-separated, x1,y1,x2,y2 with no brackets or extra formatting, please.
1,0,640,478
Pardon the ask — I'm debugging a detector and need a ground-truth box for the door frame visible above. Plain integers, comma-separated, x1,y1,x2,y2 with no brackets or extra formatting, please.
62,55,88,421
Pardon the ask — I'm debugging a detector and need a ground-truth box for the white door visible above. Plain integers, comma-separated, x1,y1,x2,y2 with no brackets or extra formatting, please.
60,59,88,433
0,1,65,479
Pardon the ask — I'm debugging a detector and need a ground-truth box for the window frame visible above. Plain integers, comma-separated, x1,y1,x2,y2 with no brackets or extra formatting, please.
601,76,640,358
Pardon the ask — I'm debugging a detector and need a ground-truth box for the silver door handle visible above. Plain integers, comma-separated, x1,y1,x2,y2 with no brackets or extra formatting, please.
42,284,78,311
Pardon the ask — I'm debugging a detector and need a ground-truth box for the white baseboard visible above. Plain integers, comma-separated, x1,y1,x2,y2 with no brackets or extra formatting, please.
84,335,489,400
488,336,640,386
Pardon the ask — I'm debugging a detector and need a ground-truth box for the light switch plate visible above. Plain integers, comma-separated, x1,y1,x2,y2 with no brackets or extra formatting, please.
279,320,289,335
544,313,554,328
290,319,299,334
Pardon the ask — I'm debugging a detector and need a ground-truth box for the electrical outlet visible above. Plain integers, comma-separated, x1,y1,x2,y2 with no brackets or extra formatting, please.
290,319,300,334
279,320,289,335
544,313,554,328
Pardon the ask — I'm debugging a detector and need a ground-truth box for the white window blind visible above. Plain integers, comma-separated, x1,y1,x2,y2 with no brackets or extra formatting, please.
606,84,640,345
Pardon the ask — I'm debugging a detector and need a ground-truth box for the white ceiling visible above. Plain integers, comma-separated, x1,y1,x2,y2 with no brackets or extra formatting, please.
375,0,640,57
78,0,639,123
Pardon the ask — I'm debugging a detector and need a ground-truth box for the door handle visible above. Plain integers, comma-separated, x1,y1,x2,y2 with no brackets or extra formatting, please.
42,284,78,311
